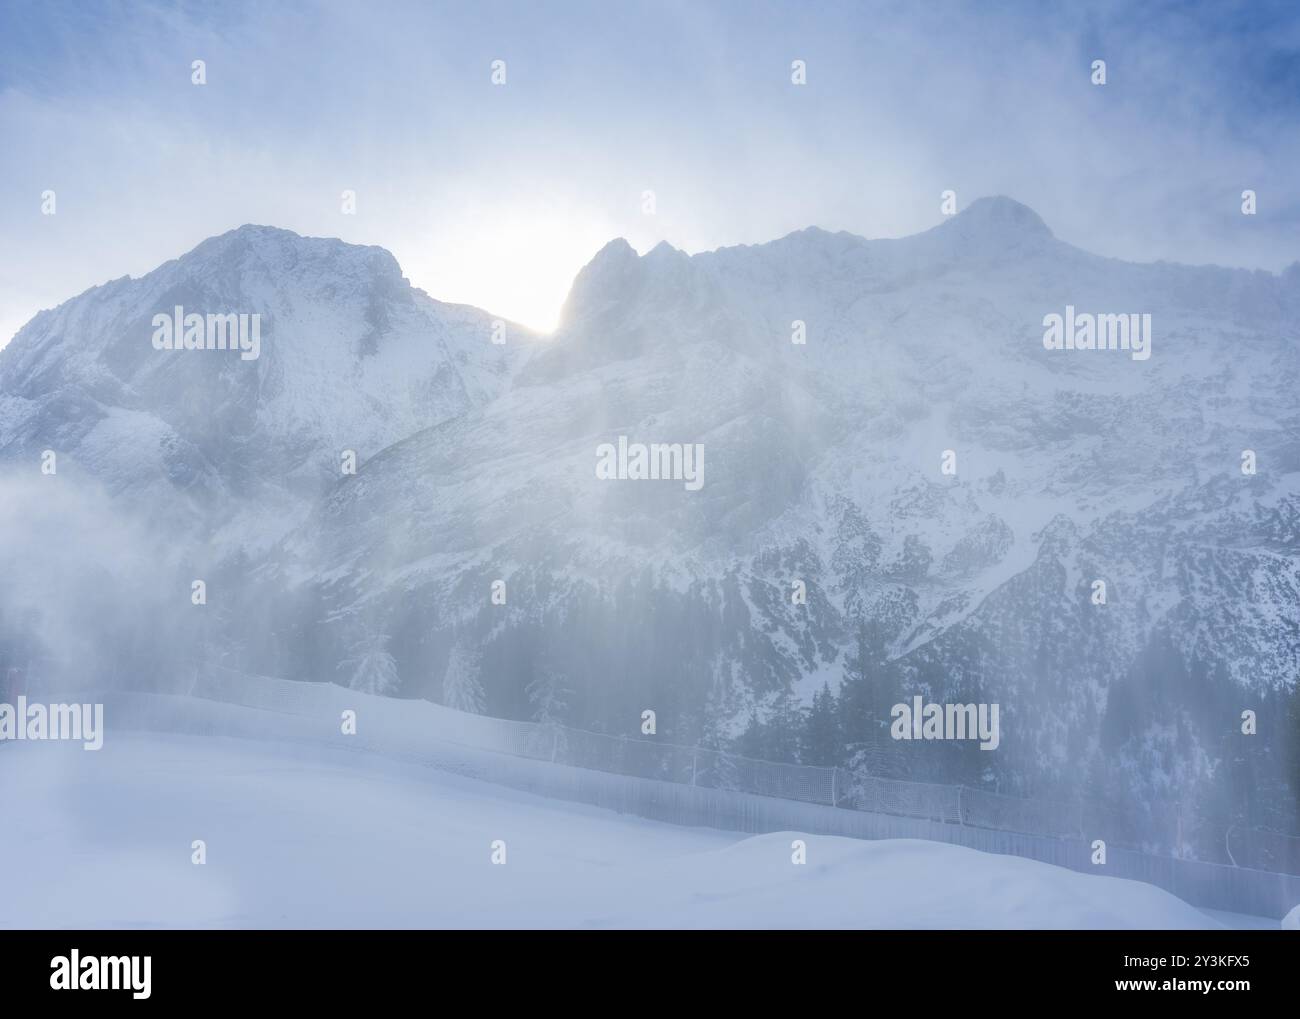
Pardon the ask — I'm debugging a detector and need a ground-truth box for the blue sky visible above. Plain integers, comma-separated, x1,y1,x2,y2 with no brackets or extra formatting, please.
1,0,1297,342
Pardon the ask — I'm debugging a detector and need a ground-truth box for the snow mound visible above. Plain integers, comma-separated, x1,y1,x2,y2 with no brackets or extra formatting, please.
0,733,1220,929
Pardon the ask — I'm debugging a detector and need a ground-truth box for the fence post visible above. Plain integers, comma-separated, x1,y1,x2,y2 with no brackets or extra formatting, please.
691,748,698,787
830,766,837,807
551,728,559,763
957,785,964,826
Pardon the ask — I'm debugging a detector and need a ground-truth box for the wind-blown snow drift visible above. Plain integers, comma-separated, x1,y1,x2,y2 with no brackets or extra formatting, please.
0,733,1221,929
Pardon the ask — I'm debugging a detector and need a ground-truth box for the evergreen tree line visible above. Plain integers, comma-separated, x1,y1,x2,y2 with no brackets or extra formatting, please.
731,621,1300,861
733,620,997,790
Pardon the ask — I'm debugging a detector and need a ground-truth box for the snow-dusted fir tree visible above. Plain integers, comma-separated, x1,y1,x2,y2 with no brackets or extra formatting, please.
442,644,485,714
698,665,741,791
526,664,570,760
526,665,568,725
341,630,400,695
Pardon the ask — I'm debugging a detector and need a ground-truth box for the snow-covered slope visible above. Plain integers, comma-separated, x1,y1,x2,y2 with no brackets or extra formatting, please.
0,733,1223,929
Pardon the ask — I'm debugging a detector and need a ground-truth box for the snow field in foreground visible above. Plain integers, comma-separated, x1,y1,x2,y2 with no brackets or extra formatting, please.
0,733,1231,929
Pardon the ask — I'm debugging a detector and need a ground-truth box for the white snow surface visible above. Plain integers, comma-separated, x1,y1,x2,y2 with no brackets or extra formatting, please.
0,732,1228,930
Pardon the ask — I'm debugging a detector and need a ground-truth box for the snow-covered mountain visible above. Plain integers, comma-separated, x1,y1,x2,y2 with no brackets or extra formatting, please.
2,199,1297,836
0,225,533,552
